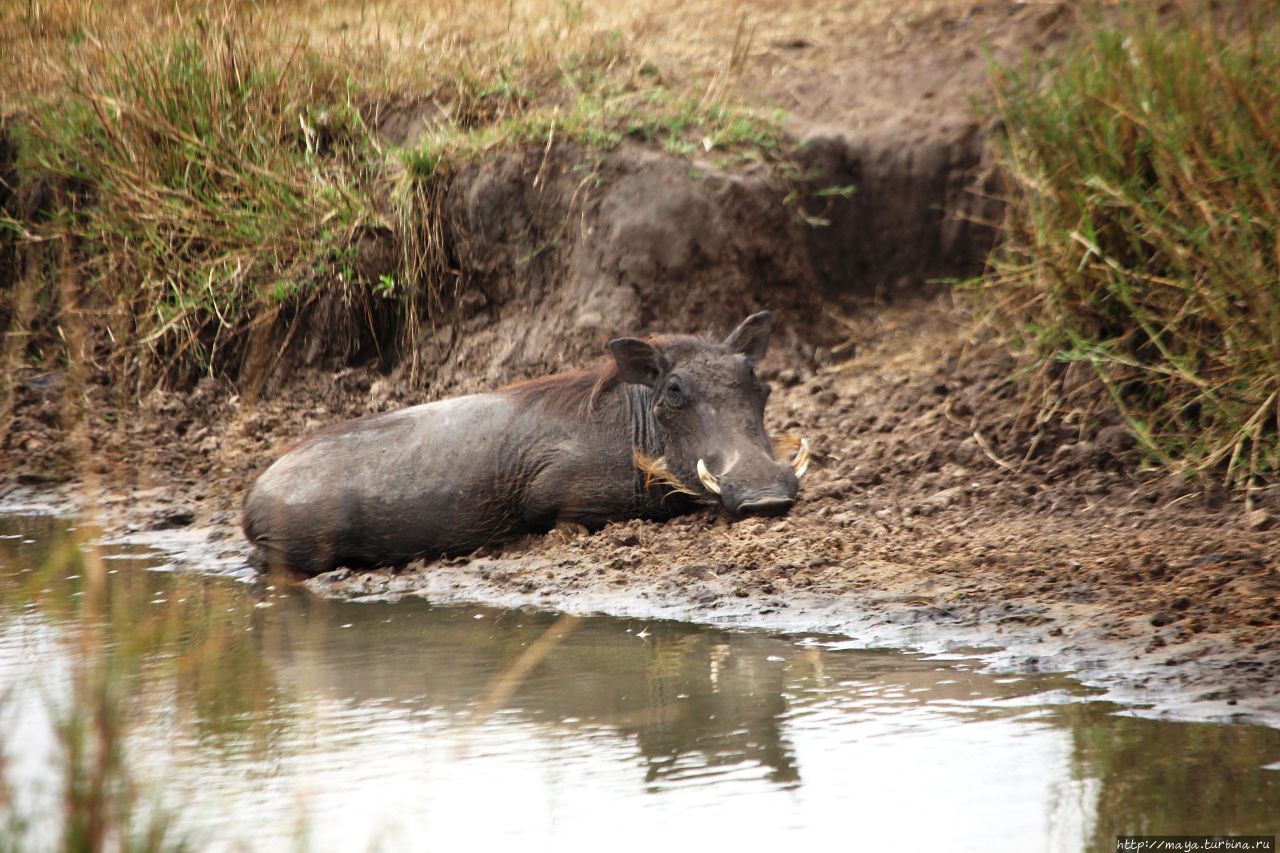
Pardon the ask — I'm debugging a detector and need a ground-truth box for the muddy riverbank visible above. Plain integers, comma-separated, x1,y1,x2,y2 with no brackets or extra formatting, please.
5,298,1277,727
2,1,1277,727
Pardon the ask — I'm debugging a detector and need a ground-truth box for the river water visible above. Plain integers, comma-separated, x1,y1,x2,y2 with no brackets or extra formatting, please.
1,512,1277,851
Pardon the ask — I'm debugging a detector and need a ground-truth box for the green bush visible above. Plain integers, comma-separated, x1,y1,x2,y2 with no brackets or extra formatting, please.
982,3,1280,490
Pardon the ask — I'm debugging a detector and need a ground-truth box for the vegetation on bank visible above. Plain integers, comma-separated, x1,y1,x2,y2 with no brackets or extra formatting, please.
3,1,1278,491
0,2,785,392
3,24,384,391
982,3,1280,491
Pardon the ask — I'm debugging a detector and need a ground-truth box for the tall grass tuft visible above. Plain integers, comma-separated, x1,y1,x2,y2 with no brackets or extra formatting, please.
4,15,383,390
981,3,1280,492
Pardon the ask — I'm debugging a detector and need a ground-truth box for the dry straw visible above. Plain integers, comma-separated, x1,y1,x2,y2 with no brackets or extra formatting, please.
2,0,786,393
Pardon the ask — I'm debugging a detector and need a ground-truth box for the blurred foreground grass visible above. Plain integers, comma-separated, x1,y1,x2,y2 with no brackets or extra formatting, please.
0,516,278,851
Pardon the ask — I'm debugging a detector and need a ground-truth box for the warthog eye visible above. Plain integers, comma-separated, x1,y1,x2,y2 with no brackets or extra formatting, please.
663,378,688,408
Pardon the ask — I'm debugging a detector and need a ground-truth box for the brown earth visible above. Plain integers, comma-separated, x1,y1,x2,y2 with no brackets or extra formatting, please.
2,1,1278,724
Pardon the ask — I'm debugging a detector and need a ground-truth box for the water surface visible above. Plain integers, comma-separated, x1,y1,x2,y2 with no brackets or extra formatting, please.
1,513,1277,851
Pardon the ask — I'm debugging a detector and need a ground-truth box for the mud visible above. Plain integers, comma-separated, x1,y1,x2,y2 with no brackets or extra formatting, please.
2,2,1277,726
6,295,1278,726
299,299,1278,726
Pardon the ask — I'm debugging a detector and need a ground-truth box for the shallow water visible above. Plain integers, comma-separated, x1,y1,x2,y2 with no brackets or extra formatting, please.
0,513,1277,852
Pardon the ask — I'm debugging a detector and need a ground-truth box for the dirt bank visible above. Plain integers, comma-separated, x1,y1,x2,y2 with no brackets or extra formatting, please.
5,292,1277,726
2,2,1277,725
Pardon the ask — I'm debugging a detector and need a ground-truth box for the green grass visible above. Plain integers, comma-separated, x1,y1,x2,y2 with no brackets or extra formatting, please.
400,87,783,181
979,2,1280,491
1,4,789,392
4,19,385,389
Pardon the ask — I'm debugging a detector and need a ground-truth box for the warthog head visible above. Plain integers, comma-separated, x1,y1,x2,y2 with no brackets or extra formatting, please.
611,311,808,516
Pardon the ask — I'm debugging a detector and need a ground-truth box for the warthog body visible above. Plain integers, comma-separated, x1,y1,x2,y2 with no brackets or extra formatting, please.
242,311,807,574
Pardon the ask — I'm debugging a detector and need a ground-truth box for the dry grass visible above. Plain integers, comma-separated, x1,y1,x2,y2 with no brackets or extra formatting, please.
634,450,703,499
0,0,803,392
979,1,1280,493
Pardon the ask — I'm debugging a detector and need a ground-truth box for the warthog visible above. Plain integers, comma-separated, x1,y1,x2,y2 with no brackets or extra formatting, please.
242,311,809,574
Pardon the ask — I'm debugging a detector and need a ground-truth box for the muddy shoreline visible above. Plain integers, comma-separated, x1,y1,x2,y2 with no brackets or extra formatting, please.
2,1,1276,729
4,297,1276,729
2,463,1275,729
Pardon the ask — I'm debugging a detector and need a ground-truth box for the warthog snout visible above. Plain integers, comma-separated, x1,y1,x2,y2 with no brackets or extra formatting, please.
698,455,800,517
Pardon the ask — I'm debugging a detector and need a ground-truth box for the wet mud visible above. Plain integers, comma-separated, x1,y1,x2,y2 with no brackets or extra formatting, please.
5,297,1277,727
2,1,1276,726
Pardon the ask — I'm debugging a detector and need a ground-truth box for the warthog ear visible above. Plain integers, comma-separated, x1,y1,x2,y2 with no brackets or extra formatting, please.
724,310,773,363
609,338,670,388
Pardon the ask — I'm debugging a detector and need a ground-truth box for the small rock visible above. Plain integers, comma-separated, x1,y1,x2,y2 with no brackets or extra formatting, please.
915,485,966,516
608,529,640,547
1072,440,1097,463
151,508,196,530
1150,611,1175,627
849,466,881,487
679,564,713,579
1095,424,1136,457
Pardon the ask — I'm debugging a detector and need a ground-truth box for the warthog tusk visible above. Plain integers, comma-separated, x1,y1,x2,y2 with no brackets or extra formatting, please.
696,459,721,495
790,437,811,478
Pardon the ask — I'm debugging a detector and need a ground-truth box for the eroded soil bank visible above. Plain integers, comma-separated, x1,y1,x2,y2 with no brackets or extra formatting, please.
3,2,1277,726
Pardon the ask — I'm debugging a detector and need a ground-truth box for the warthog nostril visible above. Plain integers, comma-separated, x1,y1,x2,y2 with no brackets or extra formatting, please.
736,495,795,516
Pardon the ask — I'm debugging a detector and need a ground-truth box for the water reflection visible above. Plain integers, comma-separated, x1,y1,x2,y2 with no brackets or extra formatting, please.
1065,705,1280,844
2,514,1279,851
256,599,814,787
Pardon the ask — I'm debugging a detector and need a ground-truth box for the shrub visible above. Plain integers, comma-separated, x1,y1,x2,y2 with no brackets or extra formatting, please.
982,3,1280,491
